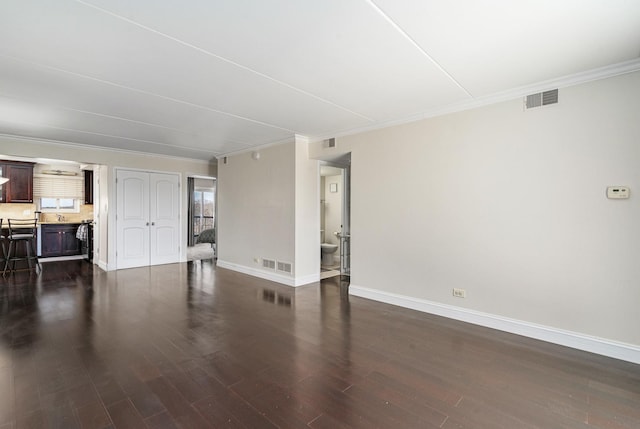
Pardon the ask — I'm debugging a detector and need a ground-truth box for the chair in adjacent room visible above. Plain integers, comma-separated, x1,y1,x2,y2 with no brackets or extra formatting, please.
3,218,41,275
196,227,216,248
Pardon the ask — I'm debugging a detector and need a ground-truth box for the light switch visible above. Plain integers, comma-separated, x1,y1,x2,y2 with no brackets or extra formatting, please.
606,186,630,199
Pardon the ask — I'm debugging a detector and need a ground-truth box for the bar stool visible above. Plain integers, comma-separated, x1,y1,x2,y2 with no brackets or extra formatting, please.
3,218,40,275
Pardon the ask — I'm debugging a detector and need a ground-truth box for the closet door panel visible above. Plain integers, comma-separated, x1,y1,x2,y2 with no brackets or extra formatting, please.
149,173,180,265
116,170,150,269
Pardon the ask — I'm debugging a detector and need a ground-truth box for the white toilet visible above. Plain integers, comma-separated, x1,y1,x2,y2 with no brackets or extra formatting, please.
321,243,339,267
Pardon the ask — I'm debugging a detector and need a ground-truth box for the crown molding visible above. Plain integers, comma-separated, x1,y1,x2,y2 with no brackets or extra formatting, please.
310,58,640,143
216,135,297,159
0,133,215,164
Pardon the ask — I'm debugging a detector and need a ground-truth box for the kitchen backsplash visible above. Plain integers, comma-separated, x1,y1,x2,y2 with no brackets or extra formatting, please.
0,203,36,220
0,203,94,223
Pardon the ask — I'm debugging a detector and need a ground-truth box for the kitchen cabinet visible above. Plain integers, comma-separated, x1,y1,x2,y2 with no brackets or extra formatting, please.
84,170,94,204
41,223,81,257
0,161,34,203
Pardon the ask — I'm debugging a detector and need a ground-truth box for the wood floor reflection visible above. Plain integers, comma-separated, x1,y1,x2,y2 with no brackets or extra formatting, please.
0,260,638,428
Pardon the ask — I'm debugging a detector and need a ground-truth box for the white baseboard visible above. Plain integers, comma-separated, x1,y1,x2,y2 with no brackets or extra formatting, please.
216,260,319,287
349,285,640,365
294,272,321,286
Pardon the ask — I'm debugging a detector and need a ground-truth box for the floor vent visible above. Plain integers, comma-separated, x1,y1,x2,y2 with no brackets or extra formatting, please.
277,261,293,274
525,89,558,109
262,259,276,270
323,138,336,149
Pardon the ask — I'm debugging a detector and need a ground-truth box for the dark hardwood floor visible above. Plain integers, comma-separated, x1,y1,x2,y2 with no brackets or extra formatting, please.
0,260,638,428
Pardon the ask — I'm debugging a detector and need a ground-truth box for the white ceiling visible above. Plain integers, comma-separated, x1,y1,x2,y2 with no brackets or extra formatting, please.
1,0,639,161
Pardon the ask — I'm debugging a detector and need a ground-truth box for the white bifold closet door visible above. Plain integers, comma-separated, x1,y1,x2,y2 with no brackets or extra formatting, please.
116,169,180,269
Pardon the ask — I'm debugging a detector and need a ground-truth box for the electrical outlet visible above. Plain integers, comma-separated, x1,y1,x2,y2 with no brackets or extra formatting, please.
254,257,260,264
453,288,466,298
606,186,630,199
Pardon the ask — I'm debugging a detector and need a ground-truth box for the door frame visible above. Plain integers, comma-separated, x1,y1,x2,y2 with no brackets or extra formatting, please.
186,174,217,255
319,154,351,276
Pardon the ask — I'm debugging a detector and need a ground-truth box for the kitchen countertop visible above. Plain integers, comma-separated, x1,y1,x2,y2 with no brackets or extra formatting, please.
1,222,88,228
1,220,93,228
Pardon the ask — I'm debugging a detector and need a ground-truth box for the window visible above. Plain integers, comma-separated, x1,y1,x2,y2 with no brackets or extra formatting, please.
193,189,215,241
40,197,80,212
34,174,83,213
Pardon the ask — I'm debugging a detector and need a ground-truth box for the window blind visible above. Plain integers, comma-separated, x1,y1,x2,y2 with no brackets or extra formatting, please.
33,175,83,198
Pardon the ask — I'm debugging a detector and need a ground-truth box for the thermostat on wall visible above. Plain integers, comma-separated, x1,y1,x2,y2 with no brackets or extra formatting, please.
606,186,630,199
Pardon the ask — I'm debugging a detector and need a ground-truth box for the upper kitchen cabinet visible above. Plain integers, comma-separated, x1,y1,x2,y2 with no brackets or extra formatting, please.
0,161,34,203
84,170,94,205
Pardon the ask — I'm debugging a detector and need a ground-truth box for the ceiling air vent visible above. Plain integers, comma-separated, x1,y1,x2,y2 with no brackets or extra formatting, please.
525,89,558,110
323,138,336,149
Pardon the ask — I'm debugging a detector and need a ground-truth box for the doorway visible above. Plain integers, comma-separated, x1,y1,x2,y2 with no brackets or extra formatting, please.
187,176,216,261
319,155,350,279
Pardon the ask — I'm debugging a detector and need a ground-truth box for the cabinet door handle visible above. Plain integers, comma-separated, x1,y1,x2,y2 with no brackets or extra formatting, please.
146,222,149,226
151,222,155,226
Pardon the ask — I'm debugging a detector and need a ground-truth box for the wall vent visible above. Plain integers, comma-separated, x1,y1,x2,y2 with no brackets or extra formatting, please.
277,261,293,274
525,89,558,109
262,258,276,270
323,138,336,149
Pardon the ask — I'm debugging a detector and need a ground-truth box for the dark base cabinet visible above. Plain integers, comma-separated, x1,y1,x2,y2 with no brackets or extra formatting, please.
41,224,81,257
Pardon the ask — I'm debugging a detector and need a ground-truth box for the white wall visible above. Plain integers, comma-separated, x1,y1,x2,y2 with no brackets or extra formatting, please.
97,164,109,269
294,137,321,282
320,176,326,240
217,138,320,286
217,142,296,277
194,178,215,189
310,71,640,357
0,137,214,269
